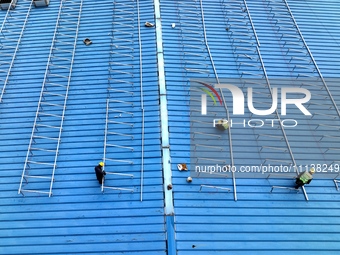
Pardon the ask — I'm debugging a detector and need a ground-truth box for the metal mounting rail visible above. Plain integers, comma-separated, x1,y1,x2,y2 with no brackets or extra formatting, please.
0,0,33,103
136,0,145,201
199,0,237,201
102,0,137,194
18,0,83,197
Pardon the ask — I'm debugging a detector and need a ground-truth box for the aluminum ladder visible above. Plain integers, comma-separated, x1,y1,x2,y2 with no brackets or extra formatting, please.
102,0,136,193
18,0,83,197
0,0,33,103
175,0,237,200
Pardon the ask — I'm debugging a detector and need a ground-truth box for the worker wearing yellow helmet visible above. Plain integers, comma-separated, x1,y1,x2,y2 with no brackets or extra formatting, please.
295,168,315,189
95,162,106,184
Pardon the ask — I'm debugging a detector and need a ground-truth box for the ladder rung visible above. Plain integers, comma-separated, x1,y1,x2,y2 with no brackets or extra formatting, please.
107,120,133,126
1,30,21,35
40,102,64,107
58,26,77,31
241,71,263,77
23,175,53,179
290,56,311,63
35,124,60,129
102,186,134,192
105,171,133,177
8,17,26,21
107,88,134,94
62,12,80,17
0,44,16,49
109,61,134,67
184,60,208,67
312,112,337,119
55,40,74,46
50,56,71,62
293,65,315,71
27,160,55,166
234,46,256,53
111,22,134,29
104,158,133,164
112,29,134,36
45,82,67,88
59,19,78,25
106,144,134,150
231,31,253,39
287,48,306,54
20,189,50,194
184,68,210,74
107,132,134,138
47,73,69,79
108,99,133,105
42,91,66,97
49,64,70,69
108,78,133,85
109,109,133,115
110,52,134,58
30,147,57,153
33,135,59,140
238,62,261,68
110,38,133,44
260,146,288,152
38,112,63,118
0,52,15,57
52,48,73,53
57,33,76,39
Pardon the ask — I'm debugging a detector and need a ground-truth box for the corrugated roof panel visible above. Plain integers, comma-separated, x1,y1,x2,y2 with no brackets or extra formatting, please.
2,0,340,254
161,0,340,254
0,0,166,254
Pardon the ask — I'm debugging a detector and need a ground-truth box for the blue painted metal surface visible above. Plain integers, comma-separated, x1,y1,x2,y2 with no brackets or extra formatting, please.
161,0,340,254
0,0,166,254
1,0,340,254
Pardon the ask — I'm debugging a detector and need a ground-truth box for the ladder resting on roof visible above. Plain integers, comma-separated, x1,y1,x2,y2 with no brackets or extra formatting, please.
0,0,33,103
18,0,83,197
102,0,136,193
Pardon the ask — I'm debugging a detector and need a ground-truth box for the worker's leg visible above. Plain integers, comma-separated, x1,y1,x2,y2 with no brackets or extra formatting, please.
96,173,103,184
295,179,304,189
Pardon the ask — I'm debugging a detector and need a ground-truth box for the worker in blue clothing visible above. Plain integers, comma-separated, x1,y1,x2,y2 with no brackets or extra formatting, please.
95,162,106,184
295,168,315,189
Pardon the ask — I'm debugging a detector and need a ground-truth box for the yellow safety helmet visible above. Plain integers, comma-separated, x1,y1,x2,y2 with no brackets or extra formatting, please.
309,168,315,174
99,162,104,167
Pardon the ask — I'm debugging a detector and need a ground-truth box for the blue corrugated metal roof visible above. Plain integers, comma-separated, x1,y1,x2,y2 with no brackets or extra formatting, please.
0,0,166,254
1,0,340,254
161,0,340,254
